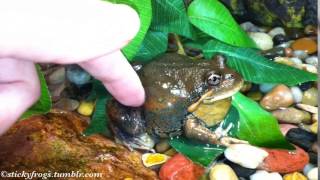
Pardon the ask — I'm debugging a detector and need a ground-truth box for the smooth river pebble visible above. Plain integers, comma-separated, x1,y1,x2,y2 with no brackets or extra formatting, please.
283,172,307,180
249,32,273,50
301,87,318,106
286,128,316,151
272,107,311,124
290,86,303,103
260,84,294,110
250,170,282,180
209,163,238,180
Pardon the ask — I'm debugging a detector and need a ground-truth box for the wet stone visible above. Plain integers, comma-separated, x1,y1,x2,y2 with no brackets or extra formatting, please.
259,83,277,93
291,38,317,54
272,108,311,124
260,84,294,110
289,57,303,65
54,98,80,111
249,32,273,51
307,167,318,180
301,88,318,106
308,152,317,165
286,28,304,40
284,48,293,57
290,86,303,103
292,50,308,60
273,34,289,45
303,163,315,176
250,170,282,180
305,56,318,66
155,139,170,153
48,67,66,85
240,22,260,32
298,82,313,91
262,47,285,59
268,27,286,38
304,25,317,36
224,160,256,178
283,172,307,180
209,163,238,180
286,128,316,151
66,65,91,86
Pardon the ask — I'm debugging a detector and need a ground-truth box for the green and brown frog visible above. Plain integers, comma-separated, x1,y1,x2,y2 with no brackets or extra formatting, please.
108,53,247,150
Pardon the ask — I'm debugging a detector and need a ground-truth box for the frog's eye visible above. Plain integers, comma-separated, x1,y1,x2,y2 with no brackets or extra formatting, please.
206,72,221,86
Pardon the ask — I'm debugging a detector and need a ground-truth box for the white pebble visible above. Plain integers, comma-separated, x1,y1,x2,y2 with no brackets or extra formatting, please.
240,22,260,32
301,64,317,74
305,56,318,66
259,83,277,93
268,27,286,38
289,57,303,65
293,50,308,60
250,170,282,180
307,167,318,180
224,144,268,169
249,32,273,51
303,163,315,175
290,86,303,103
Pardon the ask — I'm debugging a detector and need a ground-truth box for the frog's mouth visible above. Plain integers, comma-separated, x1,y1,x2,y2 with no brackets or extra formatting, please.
187,80,243,113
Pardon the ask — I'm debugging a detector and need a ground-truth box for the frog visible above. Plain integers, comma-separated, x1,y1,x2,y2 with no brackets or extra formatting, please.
107,53,247,150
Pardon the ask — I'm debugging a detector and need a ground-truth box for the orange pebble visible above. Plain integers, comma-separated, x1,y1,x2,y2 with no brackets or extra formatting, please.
291,38,317,54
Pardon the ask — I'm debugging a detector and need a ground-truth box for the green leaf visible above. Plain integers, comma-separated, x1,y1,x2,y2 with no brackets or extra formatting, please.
133,31,168,61
150,0,195,38
187,0,256,48
21,65,52,119
84,80,111,137
106,0,152,60
218,106,240,137
169,136,225,166
232,92,295,150
203,39,317,86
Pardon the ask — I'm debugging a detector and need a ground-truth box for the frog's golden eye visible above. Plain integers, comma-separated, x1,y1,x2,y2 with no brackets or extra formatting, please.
206,72,221,86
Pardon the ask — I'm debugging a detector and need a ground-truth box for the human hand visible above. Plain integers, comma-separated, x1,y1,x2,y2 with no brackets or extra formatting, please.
0,0,144,135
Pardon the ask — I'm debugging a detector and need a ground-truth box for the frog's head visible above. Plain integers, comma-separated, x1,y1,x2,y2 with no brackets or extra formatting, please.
203,55,243,103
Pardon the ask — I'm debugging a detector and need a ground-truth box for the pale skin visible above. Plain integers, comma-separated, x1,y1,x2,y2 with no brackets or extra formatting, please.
0,0,145,135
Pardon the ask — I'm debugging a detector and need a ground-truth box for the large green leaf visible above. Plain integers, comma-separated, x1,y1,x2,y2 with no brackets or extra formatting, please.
169,136,225,167
203,39,317,86
21,65,52,119
187,0,256,48
84,80,111,137
106,0,152,60
150,0,195,38
232,92,295,150
133,31,168,61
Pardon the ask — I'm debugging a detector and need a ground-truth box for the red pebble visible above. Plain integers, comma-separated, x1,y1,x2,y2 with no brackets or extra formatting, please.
259,145,309,173
159,153,205,180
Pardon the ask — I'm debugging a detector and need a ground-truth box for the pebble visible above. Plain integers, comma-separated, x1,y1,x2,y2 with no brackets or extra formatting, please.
304,25,317,36
284,47,293,57
260,84,294,110
259,83,277,93
54,98,80,111
66,65,91,86
262,47,285,59
296,103,318,114
280,124,298,135
163,148,177,157
141,153,169,168
155,139,170,153
48,67,66,85
298,82,313,91
301,88,318,106
307,167,318,180
292,50,309,60
77,101,95,116
311,142,318,153
249,32,273,51
303,163,315,175
308,152,317,165
277,41,293,48
286,128,316,151
290,87,303,103
249,170,282,180
291,38,317,54
246,91,262,101
285,28,304,40
289,57,303,65
240,22,260,32
209,163,238,180
224,160,256,178
283,172,307,180
159,154,204,180
310,121,318,134
224,144,268,169
300,64,318,74
272,108,311,124
268,27,286,38
273,34,289,45
259,146,309,173
274,57,295,66
305,56,318,66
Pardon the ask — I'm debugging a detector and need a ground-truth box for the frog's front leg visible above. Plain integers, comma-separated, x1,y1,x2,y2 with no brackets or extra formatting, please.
184,115,248,147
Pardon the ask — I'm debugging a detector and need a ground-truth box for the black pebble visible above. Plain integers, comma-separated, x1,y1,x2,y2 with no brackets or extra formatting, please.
224,160,256,178
298,82,313,91
262,47,285,60
286,128,317,151
272,34,289,45
308,152,318,165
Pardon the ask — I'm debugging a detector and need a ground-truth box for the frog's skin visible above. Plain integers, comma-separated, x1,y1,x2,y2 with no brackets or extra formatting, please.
108,53,246,150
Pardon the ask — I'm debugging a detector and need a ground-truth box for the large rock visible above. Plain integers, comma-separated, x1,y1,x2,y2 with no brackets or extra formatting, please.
0,111,158,180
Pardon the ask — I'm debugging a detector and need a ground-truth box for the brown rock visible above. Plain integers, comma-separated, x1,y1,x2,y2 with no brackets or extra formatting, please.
260,85,294,110
301,88,318,106
272,108,311,124
0,111,158,180
291,38,317,54
48,67,66,85
54,98,80,111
